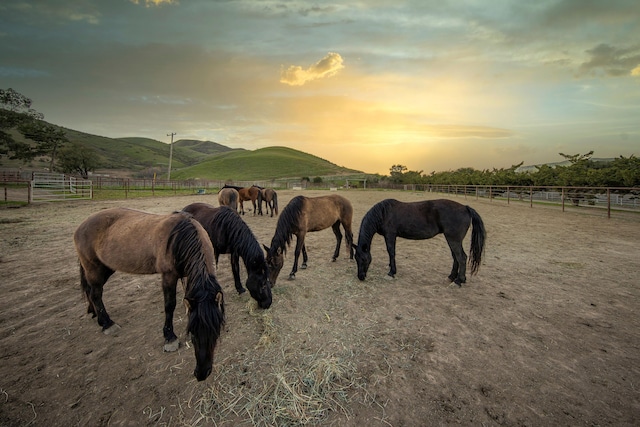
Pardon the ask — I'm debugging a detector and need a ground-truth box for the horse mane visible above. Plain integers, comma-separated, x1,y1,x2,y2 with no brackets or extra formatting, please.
215,206,265,265
271,195,304,251
168,215,225,343
222,184,244,191
358,199,397,246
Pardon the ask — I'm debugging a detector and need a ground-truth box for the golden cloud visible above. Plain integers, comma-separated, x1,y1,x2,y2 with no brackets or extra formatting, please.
632,65,640,76
280,52,345,86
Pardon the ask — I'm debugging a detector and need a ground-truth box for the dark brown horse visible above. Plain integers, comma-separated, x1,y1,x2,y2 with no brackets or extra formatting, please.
73,207,225,381
182,202,272,309
264,194,354,284
259,188,279,217
353,199,486,286
218,187,239,211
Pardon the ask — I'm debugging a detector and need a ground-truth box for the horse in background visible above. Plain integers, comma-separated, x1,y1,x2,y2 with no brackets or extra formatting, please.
182,202,272,309
221,184,262,215
259,188,279,217
73,207,225,381
264,194,354,285
353,199,486,286
218,187,239,211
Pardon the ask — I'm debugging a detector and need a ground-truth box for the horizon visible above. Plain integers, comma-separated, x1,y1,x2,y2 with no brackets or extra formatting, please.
2,0,639,175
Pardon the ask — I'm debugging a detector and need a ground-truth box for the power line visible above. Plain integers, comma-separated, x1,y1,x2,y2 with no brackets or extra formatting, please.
167,132,176,180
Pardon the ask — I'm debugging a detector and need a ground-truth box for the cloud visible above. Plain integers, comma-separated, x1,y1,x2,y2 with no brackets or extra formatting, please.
579,43,640,77
280,52,345,86
130,0,179,6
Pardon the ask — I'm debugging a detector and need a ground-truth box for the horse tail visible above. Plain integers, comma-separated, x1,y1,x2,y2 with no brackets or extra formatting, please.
467,206,486,275
273,192,279,215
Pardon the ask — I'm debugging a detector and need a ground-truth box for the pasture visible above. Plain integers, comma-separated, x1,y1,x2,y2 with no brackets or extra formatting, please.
0,190,639,426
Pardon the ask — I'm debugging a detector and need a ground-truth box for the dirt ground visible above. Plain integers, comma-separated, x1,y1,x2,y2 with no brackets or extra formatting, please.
1,189,639,426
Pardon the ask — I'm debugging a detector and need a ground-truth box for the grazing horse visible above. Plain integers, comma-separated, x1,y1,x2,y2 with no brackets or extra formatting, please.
182,202,272,309
353,199,486,286
264,194,354,284
259,188,279,217
73,207,225,381
218,187,239,211
222,185,262,215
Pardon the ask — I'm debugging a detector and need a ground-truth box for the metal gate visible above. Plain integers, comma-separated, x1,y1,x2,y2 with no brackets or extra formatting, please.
30,172,92,202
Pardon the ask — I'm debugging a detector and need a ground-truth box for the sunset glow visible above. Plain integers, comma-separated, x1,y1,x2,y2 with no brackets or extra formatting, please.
1,1,638,174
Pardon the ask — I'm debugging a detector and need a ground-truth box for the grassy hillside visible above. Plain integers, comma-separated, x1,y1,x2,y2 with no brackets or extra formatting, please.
0,120,362,180
171,146,362,181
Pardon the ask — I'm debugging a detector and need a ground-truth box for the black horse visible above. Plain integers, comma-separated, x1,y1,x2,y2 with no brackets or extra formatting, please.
353,199,486,285
182,203,272,309
74,208,225,381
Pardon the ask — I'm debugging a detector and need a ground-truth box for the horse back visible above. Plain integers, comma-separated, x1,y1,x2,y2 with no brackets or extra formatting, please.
388,199,470,240
303,194,353,232
74,207,207,275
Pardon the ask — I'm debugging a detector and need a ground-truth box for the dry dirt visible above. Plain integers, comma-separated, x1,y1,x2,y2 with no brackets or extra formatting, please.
1,189,639,426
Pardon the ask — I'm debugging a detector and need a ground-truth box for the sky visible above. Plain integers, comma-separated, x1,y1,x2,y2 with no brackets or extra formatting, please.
1,0,639,175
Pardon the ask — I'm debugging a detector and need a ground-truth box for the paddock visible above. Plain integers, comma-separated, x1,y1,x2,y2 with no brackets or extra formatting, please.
0,190,638,426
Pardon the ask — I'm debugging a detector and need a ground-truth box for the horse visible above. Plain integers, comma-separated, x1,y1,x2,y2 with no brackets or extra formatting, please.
353,199,486,286
259,188,279,217
221,185,262,215
218,187,239,211
182,202,272,309
73,207,225,382
263,194,354,284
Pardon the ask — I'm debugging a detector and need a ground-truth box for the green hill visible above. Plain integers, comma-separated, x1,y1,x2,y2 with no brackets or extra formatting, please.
171,146,362,181
1,120,362,180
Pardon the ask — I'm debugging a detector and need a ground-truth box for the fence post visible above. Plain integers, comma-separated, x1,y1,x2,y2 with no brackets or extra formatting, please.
607,188,611,219
530,186,533,208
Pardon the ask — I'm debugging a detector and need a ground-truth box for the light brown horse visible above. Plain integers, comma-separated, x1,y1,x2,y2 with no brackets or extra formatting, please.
259,188,279,217
263,194,354,284
73,207,225,382
218,187,239,211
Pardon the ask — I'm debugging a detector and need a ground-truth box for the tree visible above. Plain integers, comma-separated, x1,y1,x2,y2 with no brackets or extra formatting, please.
0,88,44,159
18,121,69,170
389,164,407,183
57,142,99,178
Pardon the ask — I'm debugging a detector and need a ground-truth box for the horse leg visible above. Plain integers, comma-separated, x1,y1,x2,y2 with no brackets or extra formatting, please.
446,237,467,286
80,263,116,331
331,221,342,261
384,234,397,278
344,223,354,260
301,243,308,269
289,235,305,279
239,200,245,215
161,272,180,351
231,253,246,294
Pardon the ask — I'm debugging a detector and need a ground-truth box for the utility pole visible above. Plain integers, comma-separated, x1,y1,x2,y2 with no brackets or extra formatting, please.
167,132,176,181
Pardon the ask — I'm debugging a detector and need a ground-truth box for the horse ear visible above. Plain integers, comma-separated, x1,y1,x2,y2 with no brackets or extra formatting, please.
263,244,270,253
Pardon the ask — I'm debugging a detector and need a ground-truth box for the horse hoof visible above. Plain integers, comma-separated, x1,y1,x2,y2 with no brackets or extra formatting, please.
288,274,296,280
164,340,180,352
331,258,337,262
301,264,307,269
384,274,395,281
237,288,247,295
103,324,121,335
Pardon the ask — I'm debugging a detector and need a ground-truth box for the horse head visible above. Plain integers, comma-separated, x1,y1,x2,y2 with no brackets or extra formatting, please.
263,244,284,286
245,257,272,309
185,285,225,381
353,243,372,281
